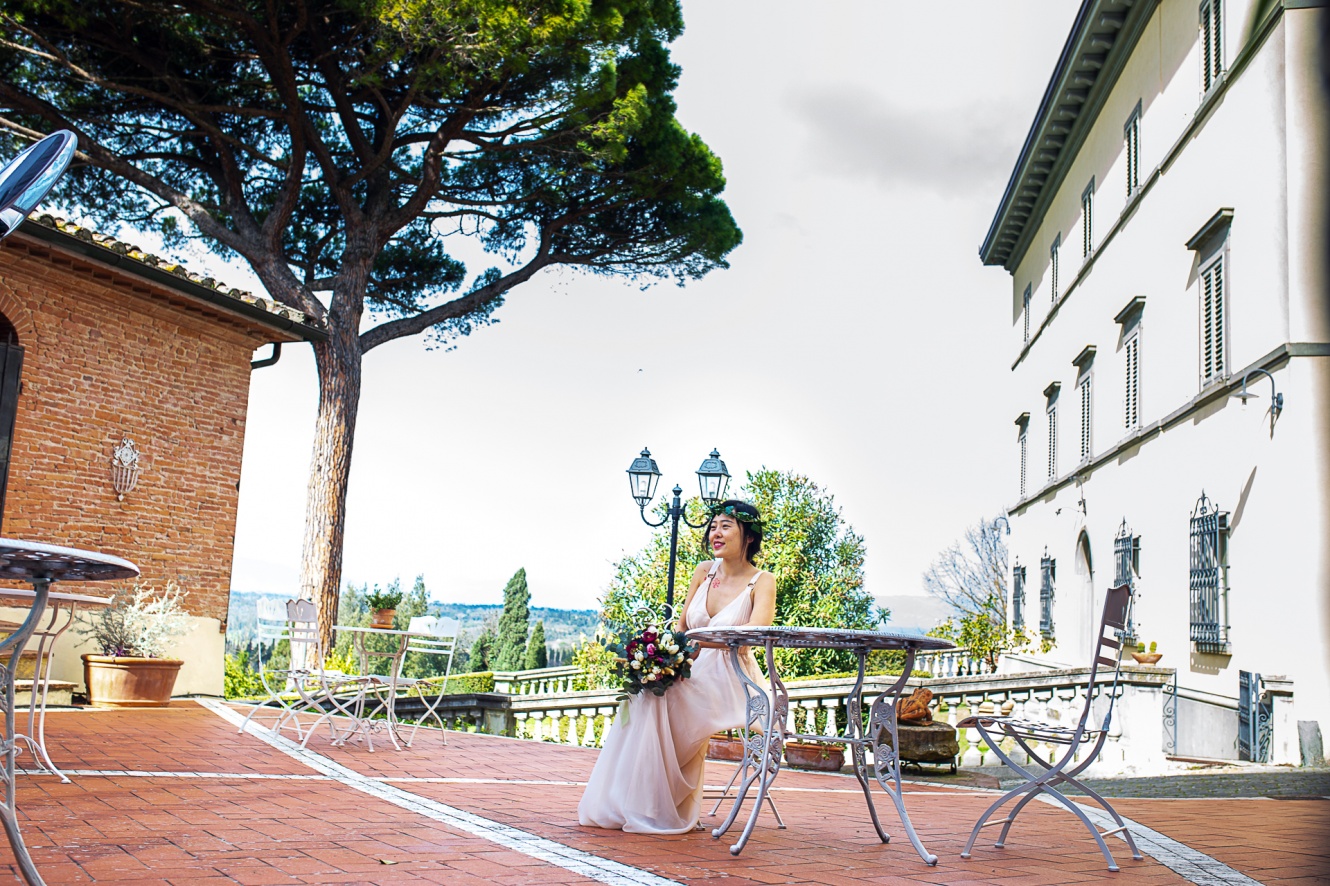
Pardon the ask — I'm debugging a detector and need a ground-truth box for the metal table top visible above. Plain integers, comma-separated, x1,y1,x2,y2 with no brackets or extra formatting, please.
687,625,955,652
0,539,139,583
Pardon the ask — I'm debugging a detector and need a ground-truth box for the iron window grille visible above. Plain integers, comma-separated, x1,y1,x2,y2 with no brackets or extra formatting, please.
1125,331,1141,429
1189,491,1231,653
1050,236,1061,303
1201,0,1224,94
1124,106,1141,197
1023,283,1032,343
1081,179,1095,259
1012,562,1027,632
1200,255,1226,386
1114,518,1140,640
1039,553,1056,639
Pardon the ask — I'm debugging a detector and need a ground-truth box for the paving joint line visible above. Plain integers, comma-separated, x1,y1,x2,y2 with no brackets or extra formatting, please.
198,698,681,886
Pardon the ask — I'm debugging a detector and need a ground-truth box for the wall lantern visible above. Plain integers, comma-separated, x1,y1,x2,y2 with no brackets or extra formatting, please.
111,437,141,500
1230,368,1284,417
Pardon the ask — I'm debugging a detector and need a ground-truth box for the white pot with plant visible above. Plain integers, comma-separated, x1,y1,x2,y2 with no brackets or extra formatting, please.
78,580,191,707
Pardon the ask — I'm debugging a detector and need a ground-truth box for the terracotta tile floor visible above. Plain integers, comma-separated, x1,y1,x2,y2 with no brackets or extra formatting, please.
0,703,1320,885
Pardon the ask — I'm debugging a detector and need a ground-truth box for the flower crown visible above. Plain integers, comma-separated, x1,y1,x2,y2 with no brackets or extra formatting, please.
708,502,762,528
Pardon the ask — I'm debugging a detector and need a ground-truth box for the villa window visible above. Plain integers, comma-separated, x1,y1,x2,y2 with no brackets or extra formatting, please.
1187,209,1233,389
1045,382,1061,480
1039,553,1056,639
1201,0,1224,93
1189,492,1230,653
1115,296,1145,431
1124,104,1141,197
1012,562,1027,632
1113,518,1140,639
1073,346,1095,462
1023,283,1032,343
1050,236,1061,303
1200,255,1227,385
1016,412,1030,498
1081,179,1095,259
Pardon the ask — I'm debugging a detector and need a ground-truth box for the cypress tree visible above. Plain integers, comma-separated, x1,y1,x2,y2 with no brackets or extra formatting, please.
524,621,548,670
468,628,495,673
493,568,531,671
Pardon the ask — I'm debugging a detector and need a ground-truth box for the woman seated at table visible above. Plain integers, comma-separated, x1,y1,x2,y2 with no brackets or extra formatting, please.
578,500,776,834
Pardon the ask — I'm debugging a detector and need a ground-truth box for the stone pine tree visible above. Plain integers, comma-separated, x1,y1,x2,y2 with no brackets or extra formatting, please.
524,621,548,670
493,568,531,671
0,0,743,652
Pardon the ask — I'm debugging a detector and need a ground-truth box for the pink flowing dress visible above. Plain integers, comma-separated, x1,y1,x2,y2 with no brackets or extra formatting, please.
577,563,766,834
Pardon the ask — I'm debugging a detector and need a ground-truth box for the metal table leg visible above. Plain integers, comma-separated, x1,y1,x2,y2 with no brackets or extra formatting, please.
1,578,50,885
14,602,77,782
867,649,938,865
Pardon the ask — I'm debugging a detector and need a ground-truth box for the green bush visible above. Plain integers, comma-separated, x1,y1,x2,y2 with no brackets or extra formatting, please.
223,650,266,699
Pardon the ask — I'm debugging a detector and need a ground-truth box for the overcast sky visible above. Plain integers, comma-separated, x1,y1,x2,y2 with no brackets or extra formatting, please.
227,1,1081,612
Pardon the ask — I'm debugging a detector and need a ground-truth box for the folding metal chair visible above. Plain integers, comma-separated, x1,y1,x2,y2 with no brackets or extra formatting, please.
237,598,310,741
959,583,1143,872
383,615,460,747
281,599,375,748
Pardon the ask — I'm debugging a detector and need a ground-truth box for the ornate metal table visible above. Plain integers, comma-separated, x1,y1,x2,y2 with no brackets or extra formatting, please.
0,540,138,886
687,625,954,862
333,624,434,750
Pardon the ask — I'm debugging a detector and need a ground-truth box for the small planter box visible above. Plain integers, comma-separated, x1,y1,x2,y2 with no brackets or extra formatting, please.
784,741,844,772
708,733,745,761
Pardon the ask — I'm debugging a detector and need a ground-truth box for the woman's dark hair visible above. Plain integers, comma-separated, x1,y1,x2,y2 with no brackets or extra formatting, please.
702,499,764,565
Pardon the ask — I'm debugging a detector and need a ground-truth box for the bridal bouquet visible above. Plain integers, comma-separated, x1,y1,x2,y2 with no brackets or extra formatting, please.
620,625,695,697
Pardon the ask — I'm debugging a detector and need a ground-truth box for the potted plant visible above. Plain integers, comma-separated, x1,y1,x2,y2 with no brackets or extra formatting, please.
1131,640,1162,665
78,580,190,707
707,729,746,762
784,740,845,772
365,586,403,629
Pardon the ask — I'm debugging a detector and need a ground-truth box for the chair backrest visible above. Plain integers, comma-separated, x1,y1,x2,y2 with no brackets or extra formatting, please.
1083,583,1133,729
401,616,459,678
286,598,319,653
255,598,290,642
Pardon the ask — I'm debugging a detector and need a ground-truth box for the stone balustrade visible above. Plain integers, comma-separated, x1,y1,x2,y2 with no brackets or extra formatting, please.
492,665,581,696
465,662,1185,775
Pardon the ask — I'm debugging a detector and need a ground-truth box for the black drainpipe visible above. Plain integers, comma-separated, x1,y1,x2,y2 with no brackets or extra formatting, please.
250,342,281,369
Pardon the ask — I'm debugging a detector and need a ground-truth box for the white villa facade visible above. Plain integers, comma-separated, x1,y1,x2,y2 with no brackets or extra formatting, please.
981,0,1329,764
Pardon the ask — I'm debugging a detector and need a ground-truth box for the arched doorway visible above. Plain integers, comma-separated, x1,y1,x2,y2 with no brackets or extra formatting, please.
1075,530,1095,661
0,312,23,533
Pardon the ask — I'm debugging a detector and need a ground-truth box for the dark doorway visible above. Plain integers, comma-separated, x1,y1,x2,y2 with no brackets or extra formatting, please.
0,312,23,534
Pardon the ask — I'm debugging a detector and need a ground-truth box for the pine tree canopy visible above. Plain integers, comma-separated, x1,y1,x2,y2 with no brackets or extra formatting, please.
524,620,548,669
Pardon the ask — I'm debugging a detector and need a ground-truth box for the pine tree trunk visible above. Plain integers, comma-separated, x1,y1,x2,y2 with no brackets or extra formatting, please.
298,290,365,656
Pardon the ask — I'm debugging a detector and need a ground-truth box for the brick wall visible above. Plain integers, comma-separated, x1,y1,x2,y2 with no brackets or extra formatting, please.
0,236,284,627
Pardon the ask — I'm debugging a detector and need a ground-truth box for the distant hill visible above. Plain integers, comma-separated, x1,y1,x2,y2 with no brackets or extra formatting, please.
226,590,598,666
877,595,951,633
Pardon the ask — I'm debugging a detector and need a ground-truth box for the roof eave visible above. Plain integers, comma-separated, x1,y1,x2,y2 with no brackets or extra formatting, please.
12,219,328,343
980,0,1159,273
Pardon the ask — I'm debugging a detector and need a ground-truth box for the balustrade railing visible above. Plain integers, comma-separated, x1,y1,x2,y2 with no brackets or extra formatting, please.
475,662,1176,775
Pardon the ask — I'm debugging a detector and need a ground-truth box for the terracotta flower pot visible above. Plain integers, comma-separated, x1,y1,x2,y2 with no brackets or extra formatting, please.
82,654,183,707
1131,652,1163,665
784,741,844,772
371,608,396,629
708,733,745,761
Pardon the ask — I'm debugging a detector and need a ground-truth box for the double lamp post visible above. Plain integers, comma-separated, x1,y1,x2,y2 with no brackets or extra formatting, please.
625,447,731,609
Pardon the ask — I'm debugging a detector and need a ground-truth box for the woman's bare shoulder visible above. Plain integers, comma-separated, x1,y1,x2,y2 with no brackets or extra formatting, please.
692,561,714,579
